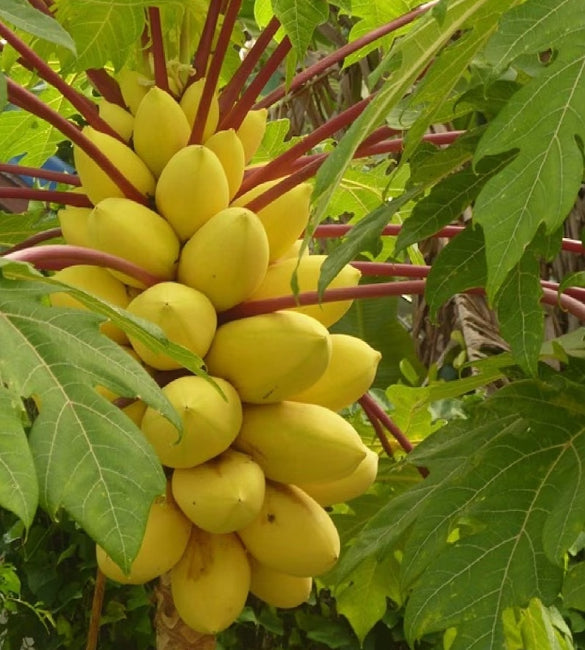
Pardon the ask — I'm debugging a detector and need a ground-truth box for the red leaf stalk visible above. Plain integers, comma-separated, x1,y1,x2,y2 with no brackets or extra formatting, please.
237,96,372,195
0,20,122,139
190,0,223,83
358,396,396,456
0,187,91,207
86,69,126,107
189,0,243,144
255,1,439,110
351,261,431,278
148,7,170,93
219,35,292,132
358,394,414,454
3,228,63,254
541,287,585,322
218,16,281,116
3,244,162,287
6,79,149,205
0,163,80,186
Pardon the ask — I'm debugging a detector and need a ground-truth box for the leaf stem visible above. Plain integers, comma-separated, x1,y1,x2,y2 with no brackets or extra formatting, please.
0,163,80,186
85,69,126,107
358,395,396,456
147,7,170,93
3,244,161,287
85,568,106,650
358,394,414,454
6,79,149,205
0,187,91,206
189,0,243,144
219,35,292,131
190,0,223,82
218,16,281,116
254,1,438,110
0,21,120,139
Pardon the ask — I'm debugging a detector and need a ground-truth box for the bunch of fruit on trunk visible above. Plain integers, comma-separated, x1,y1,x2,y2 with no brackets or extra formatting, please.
51,68,382,635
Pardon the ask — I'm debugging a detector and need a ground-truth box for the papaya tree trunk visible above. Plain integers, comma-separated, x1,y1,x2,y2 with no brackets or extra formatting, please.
154,573,216,650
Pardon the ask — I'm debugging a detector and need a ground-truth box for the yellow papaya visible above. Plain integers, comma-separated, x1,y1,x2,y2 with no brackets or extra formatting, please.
177,207,269,311
125,281,217,370
155,145,230,241
117,67,152,115
58,205,93,248
205,311,331,404
234,401,366,484
204,128,245,199
171,449,265,534
133,87,191,177
297,448,379,506
73,127,155,205
179,78,219,142
289,334,381,410
171,528,250,635
275,239,309,261
236,108,268,163
96,493,192,584
87,197,180,288
248,255,361,327
49,265,130,344
98,99,134,142
232,180,312,262
140,375,242,468
237,482,340,577
249,557,312,609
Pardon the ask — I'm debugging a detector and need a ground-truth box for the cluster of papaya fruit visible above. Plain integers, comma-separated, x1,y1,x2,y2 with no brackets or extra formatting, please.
51,70,382,635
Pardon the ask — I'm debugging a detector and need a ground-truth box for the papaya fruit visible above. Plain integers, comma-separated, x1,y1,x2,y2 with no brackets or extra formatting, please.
249,557,312,609
49,264,130,344
133,87,191,177
237,482,340,577
297,447,379,506
171,528,250,635
125,281,217,370
177,207,269,311
117,67,151,115
234,401,366,484
204,128,245,199
155,145,230,241
232,180,312,262
236,108,268,163
247,255,361,327
73,127,155,205
172,449,265,534
179,77,219,142
96,493,192,584
140,375,242,468
58,205,93,248
98,99,134,142
87,197,180,288
289,334,381,410
205,311,331,404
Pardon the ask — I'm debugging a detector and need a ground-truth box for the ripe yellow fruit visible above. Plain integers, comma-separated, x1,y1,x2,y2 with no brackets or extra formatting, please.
117,67,151,115
234,401,366,484
96,494,192,584
179,78,219,142
232,180,312,262
238,482,340,577
249,557,312,609
73,127,155,205
133,87,191,177
49,265,130,344
275,239,309,261
171,528,250,635
172,449,265,534
204,129,245,199
236,108,268,163
140,375,242,468
205,311,331,404
248,255,361,328
290,334,381,410
125,281,217,370
87,197,180,288
58,205,93,248
155,145,230,241
297,448,379,506
177,207,269,311
98,99,134,142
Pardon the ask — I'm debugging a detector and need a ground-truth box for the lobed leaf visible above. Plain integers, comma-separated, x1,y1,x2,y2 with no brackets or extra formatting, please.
272,0,329,60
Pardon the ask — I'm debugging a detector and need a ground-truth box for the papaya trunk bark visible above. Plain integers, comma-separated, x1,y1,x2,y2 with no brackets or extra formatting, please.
154,573,216,650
